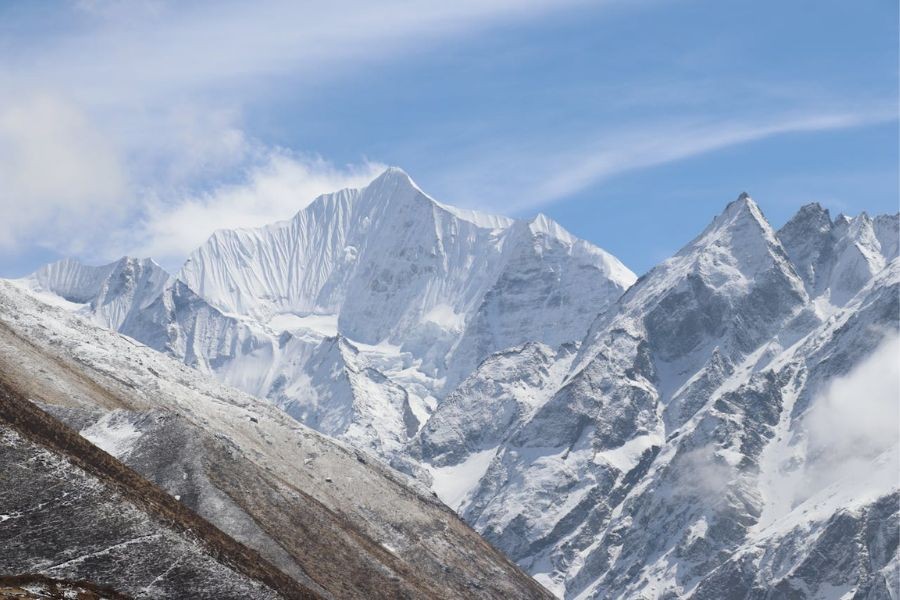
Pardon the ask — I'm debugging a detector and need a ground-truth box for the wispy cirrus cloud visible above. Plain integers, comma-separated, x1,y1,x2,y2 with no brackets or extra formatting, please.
9,0,595,108
129,153,385,269
431,106,897,214
533,110,896,207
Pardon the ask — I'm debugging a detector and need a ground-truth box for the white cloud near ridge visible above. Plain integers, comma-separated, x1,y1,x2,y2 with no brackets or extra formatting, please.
128,153,385,268
758,332,900,526
804,332,900,479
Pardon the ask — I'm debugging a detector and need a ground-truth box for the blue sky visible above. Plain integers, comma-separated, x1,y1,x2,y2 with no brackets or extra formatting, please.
0,0,896,277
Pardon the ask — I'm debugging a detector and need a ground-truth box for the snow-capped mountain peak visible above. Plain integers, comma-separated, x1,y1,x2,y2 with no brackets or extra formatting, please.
22,256,172,330
777,202,898,307
177,166,526,324
685,193,780,261
23,169,635,465
178,168,633,369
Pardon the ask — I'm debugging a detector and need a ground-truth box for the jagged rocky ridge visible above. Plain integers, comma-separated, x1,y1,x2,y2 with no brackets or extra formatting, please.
418,198,900,598
15,172,900,599
0,280,553,599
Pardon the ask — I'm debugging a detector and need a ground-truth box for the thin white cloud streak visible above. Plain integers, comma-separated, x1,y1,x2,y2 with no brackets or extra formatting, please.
439,108,898,214
126,153,385,268
535,111,896,205
12,0,592,108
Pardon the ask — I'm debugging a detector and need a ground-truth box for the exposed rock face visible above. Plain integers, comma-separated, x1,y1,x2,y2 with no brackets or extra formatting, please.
777,203,897,306
0,574,132,599
690,491,900,600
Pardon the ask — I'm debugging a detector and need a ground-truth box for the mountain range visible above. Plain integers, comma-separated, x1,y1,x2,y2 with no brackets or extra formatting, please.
6,168,899,599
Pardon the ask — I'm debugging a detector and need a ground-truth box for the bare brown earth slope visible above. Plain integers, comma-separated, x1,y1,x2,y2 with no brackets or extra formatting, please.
0,380,318,600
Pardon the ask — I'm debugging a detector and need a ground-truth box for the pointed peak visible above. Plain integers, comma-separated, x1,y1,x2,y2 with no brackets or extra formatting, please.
779,203,833,237
528,212,554,230
109,256,172,278
22,256,142,304
111,255,159,267
681,192,777,261
358,166,431,209
366,166,515,230
709,192,768,232
714,192,767,228
795,202,829,218
369,166,418,190
524,212,575,243
381,165,409,177
28,256,171,288
724,191,756,213
834,213,852,227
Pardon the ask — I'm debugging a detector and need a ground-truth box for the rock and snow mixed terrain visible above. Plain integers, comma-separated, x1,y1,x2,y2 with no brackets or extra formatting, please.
8,168,900,599
430,198,899,599
0,390,306,600
0,278,552,599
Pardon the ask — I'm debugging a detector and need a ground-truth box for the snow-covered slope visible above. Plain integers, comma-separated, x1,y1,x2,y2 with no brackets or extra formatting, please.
20,257,260,373
23,256,171,330
179,167,633,388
